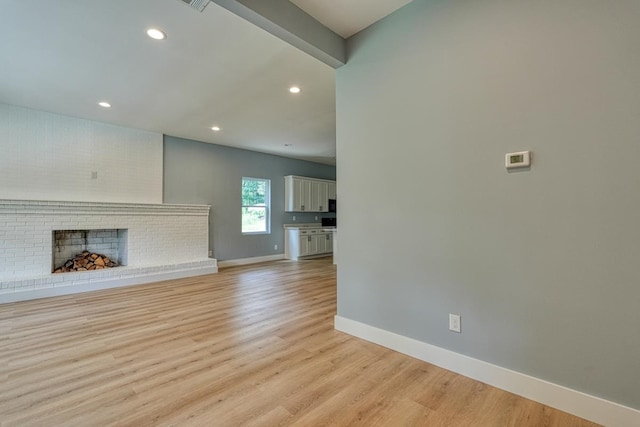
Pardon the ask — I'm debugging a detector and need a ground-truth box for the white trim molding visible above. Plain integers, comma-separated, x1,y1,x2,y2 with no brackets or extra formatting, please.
218,254,285,268
334,315,640,427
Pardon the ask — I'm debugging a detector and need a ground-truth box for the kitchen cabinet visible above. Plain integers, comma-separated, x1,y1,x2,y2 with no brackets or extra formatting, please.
285,227,334,260
327,182,336,200
297,229,318,256
311,180,328,212
317,229,332,253
307,229,319,254
285,175,335,213
285,176,312,212
298,233,309,257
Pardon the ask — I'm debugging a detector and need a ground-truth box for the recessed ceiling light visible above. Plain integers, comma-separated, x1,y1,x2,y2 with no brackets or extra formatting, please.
289,86,301,94
211,126,221,131
98,101,111,108
284,144,292,147
146,28,166,40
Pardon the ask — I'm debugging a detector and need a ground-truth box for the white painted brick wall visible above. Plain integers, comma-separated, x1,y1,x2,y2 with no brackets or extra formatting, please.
0,200,214,293
0,103,163,204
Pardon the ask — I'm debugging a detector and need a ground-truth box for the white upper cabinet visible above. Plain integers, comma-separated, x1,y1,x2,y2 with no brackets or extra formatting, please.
327,182,336,200
311,180,328,212
285,176,312,211
285,175,335,212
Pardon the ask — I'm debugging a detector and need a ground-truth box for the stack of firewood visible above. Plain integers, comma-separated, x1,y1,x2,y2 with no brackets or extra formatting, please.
53,251,119,273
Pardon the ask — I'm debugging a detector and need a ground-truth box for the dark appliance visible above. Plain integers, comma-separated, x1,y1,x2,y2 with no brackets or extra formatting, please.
328,199,337,213
321,217,336,227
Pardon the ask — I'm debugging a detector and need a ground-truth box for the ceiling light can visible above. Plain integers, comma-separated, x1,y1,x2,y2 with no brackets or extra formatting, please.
289,86,301,94
98,101,111,108
146,28,166,40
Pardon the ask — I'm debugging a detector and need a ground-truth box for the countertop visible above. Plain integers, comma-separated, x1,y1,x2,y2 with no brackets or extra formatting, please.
284,223,336,230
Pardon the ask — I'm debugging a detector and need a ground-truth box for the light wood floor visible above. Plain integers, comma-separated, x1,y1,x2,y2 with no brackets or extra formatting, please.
0,258,599,426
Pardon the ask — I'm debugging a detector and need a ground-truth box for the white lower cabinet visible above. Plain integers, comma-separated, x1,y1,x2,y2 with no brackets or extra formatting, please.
298,230,318,256
316,232,326,254
298,233,310,257
285,227,334,260
317,230,332,254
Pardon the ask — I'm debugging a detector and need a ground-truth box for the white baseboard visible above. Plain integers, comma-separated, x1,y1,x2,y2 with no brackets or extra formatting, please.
334,315,640,427
0,264,218,304
218,254,285,268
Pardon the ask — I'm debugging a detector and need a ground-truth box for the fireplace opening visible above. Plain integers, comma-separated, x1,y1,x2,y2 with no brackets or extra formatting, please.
52,229,128,273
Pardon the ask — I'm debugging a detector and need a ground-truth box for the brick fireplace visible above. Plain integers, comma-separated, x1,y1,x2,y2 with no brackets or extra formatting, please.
0,200,218,302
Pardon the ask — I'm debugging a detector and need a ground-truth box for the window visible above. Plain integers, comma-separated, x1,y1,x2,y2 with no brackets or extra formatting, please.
242,177,270,234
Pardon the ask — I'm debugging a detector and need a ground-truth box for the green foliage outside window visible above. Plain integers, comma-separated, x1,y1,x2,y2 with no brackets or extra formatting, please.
242,178,270,233
242,179,266,206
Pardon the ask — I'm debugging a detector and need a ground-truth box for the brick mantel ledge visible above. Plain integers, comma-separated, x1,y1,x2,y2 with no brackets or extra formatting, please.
0,199,210,216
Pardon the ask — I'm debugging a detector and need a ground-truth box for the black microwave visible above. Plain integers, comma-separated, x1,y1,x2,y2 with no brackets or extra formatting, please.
328,199,336,213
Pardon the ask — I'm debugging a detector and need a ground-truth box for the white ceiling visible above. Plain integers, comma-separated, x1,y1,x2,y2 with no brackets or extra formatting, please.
290,0,413,38
0,1,408,165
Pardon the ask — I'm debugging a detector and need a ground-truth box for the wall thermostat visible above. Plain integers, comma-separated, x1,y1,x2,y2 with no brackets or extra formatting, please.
505,151,531,169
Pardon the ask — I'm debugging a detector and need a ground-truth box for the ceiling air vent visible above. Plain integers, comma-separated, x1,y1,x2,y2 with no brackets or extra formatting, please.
178,0,210,12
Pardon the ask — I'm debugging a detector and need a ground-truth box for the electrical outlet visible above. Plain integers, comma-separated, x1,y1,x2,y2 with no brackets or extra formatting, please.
315,216,318,220
91,171,98,179
274,244,278,250
449,314,461,333
208,250,212,257
293,216,296,221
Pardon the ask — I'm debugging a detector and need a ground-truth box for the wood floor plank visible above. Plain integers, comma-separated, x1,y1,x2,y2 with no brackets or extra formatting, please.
0,258,600,426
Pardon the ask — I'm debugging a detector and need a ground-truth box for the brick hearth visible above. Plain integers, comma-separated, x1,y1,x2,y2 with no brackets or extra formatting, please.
0,200,217,302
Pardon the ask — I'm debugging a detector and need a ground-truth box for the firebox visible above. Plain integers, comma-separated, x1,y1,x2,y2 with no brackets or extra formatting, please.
52,229,128,272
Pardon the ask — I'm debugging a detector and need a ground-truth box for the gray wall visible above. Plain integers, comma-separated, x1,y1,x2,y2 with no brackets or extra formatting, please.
163,135,336,261
336,0,640,409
